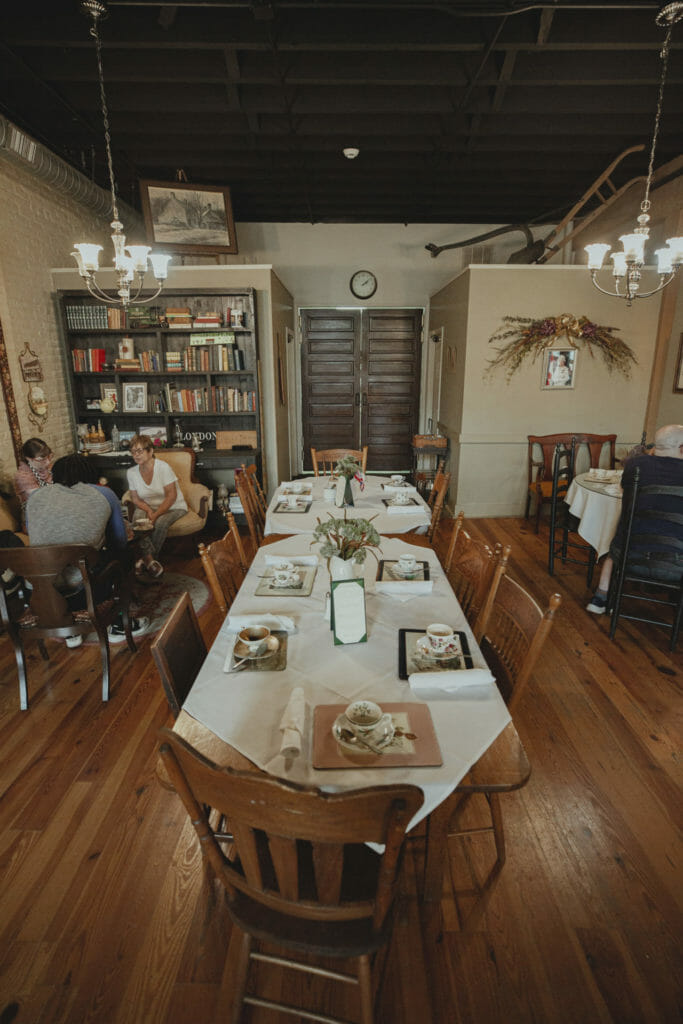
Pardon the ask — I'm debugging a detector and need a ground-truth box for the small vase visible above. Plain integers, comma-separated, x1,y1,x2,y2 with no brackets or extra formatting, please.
329,555,356,581
343,477,354,507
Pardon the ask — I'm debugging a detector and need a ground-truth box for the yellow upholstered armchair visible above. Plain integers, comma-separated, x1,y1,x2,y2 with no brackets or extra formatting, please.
123,448,211,538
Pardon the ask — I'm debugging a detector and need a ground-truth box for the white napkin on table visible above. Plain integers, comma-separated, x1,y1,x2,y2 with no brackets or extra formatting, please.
409,667,496,697
279,686,306,757
375,580,433,602
226,613,296,634
382,483,418,495
279,480,312,492
387,503,419,515
264,554,319,567
604,483,622,496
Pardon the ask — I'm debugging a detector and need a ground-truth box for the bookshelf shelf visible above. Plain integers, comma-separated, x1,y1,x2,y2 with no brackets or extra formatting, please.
58,287,262,499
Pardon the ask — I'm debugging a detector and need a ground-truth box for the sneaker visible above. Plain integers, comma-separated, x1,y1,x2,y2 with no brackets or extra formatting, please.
586,594,607,615
107,616,150,643
147,560,164,579
65,635,83,648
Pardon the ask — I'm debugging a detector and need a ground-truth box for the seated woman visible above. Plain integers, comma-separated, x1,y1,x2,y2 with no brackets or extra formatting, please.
126,435,187,579
14,437,54,526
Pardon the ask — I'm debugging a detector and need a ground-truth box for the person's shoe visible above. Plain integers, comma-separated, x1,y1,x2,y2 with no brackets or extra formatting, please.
586,593,607,615
147,560,164,579
107,616,150,643
65,635,83,648
134,559,147,578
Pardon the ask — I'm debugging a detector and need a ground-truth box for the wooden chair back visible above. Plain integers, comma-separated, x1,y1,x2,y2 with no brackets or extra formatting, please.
234,471,263,549
443,522,495,634
0,543,135,710
159,728,423,1022
427,470,450,542
428,458,447,507
525,433,575,532
198,513,248,617
480,575,561,712
151,592,207,718
241,462,268,516
311,446,368,476
574,433,617,471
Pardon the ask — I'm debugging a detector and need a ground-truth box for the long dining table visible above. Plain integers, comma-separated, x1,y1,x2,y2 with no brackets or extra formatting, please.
264,475,432,536
169,533,528,900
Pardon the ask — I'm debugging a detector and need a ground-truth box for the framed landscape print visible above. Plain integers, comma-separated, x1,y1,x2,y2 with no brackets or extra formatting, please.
541,348,577,390
674,334,683,393
139,180,238,255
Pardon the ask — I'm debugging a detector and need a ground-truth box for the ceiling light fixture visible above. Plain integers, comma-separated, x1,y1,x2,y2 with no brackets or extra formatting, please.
585,1,683,305
71,0,171,307
343,147,360,160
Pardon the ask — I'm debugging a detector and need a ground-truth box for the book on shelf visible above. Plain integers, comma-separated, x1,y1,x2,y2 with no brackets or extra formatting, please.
71,347,106,372
65,305,109,330
114,358,141,371
107,307,127,329
193,312,223,328
165,351,183,372
138,350,162,371
127,305,160,328
189,331,235,346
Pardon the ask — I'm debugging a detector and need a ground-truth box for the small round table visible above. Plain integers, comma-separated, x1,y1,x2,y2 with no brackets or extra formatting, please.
565,472,622,558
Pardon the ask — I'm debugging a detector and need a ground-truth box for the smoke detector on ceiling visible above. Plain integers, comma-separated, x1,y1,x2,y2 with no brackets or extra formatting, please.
343,147,360,160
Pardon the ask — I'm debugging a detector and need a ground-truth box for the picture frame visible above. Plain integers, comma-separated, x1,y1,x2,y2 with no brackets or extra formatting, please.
139,179,238,255
100,384,118,409
674,334,683,393
122,381,148,413
139,424,167,446
541,348,577,390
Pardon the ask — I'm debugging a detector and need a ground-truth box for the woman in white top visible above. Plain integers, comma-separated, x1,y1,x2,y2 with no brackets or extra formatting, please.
126,434,187,578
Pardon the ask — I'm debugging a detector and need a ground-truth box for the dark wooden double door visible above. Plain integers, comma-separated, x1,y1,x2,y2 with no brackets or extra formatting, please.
300,308,423,472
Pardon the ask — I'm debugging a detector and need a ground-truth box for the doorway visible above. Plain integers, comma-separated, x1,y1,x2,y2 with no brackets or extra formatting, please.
300,308,423,472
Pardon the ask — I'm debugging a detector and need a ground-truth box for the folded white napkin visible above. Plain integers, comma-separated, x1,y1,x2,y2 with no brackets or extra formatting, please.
382,483,418,495
387,503,419,515
408,667,496,696
226,613,296,633
279,480,312,492
375,580,433,602
279,686,306,757
264,554,318,567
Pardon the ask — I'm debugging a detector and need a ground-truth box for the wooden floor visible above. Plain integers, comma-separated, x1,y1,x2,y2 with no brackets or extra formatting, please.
0,517,680,1024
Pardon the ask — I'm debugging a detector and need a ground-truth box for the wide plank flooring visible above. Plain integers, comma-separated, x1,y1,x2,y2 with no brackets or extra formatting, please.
0,517,680,1024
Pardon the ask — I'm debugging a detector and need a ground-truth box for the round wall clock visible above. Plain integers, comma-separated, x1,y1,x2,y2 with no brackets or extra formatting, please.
349,270,377,299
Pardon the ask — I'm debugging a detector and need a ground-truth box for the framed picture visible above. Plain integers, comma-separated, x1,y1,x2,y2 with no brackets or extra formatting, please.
674,334,683,393
139,179,238,255
122,382,148,413
19,343,43,382
139,424,167,445
541,348,577,390
100,384,118,409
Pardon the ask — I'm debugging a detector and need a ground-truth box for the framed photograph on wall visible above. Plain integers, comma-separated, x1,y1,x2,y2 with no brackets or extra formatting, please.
674,334,683,393
122,381,148,413
541,348,577,390
139,179,238,255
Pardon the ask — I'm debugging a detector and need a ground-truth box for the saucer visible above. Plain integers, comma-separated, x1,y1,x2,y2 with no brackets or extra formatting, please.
233,635,280,661
415,635,462,661
393,564,419,579
332,714,394,753
270,573,301,589
389,498,412,507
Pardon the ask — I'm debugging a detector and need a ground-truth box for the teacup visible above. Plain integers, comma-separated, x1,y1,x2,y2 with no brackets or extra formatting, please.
393,490,411,505
426,622,456,656
398,554,418,574
286,493,299,508
272,569,298,588
343,700,394,745
238,624,270,656
271,558,294,572
391,474,405,485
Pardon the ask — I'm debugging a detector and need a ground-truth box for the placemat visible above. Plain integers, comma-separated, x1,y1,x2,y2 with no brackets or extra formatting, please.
312,702,442,769
254,565,317,597
224,629,288,672
273,499,313,514
398,628,473,679
381,497,420,509
377,559,430,582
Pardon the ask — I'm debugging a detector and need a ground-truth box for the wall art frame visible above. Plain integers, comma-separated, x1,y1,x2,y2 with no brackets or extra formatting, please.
541,348,577,390
122,381,148,413
139,179,238,255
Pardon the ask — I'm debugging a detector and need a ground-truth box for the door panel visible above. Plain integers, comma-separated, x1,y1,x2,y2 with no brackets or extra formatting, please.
301,307,421,472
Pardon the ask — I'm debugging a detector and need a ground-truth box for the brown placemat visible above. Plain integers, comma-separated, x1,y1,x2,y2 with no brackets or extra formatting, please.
312,702,442,769
227,630,288,672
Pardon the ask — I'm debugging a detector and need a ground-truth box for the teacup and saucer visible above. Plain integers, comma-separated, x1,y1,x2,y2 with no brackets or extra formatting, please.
415,623,461,662
394,553,418,578
271,568,300,589
391,491,411,506
332,699,395,752
391,474,405,486
235,624,280,660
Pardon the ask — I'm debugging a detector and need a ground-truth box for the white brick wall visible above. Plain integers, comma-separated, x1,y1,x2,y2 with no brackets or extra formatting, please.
0,158,107,489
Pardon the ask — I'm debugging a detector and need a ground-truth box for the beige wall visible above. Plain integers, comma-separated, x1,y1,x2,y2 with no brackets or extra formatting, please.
431,265,662,516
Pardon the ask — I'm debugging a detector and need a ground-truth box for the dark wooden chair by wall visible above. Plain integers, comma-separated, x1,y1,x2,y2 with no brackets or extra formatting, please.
151,591,207,719
159,728,423,1024
525,433,575,532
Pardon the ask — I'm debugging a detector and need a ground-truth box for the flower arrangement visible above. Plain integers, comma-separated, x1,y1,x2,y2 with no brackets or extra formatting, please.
311,510,381,564
334,455,363,480
485,313,636,381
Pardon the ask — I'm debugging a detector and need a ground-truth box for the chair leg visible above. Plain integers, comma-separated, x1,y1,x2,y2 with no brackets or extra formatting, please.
524,492,531,520
12,638,29,711
93,625,111,702
488,793,506,869
586,549,596,590
229,928,252,1024
357,954,374,1024
534,498,542,534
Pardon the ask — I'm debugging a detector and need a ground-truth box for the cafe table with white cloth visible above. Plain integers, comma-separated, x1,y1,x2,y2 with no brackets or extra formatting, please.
565,469,623,558
264,475,431,536
174,534,517,897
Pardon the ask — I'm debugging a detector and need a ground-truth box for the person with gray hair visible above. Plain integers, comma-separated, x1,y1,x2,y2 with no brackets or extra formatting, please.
587,424,683,613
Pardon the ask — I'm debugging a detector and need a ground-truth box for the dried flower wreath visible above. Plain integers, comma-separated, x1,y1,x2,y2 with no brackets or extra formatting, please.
485,313,637,381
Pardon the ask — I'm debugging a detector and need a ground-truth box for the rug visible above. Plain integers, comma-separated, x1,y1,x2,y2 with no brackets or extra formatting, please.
84,572,212,643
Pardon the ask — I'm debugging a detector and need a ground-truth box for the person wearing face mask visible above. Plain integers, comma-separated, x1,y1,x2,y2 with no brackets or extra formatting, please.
14,437,54,526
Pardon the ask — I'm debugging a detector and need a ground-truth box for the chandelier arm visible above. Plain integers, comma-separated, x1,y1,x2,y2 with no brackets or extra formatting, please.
589,272,627,299
84,276,126,305
632,272,676,299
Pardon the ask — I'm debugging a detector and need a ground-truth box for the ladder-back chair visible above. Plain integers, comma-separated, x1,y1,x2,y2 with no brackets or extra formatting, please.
311,446,368,477
234,470,263,550
427,470,450,542
151,591,207,718
198,512,249,618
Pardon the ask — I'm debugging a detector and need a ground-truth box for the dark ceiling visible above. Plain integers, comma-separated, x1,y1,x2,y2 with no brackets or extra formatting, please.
1,1,682,226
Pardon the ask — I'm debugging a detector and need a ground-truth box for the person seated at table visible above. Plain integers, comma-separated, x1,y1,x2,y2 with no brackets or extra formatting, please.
26,455,148,644
587,424,683,614
126,434,187,579
51,453,132,555
14,437,54,526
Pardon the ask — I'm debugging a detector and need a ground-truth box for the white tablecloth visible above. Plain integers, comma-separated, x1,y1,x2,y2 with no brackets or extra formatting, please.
183,535,511,833
264,476,431,536
566,472,622,558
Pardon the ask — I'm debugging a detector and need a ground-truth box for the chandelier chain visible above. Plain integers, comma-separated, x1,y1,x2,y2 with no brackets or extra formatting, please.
90,16,120,224
641,23,674,214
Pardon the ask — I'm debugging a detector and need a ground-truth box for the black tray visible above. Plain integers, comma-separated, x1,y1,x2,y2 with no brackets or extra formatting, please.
398,628,473,679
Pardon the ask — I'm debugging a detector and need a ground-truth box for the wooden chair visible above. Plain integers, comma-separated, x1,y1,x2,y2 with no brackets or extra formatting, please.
0,543,136,711
608,469,683,650
548,440,596,587
311,446,368,477
427,458,447,507
427,470,450,542
234,470,263,550
198,513,249,618
442,515,511,641
574,433,617,473
240,462,268,518
159,728,423,1024
123,448,211,539
151,592,207,718
525,433,575,533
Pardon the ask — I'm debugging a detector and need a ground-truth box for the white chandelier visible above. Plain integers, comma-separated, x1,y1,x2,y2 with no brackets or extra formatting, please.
71,0,171,307
585,2,683,304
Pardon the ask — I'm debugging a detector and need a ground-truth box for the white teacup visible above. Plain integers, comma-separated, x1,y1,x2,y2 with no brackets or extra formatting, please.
426,622,456,656
272,569,298,588
391,474,405,485
393,490,411,505
286,493,299,508
343,700,394,744
271,558,294,572
238,624,270,656
398,554,417,574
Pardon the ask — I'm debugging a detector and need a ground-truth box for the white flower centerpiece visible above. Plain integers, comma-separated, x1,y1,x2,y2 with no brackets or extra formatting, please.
311,510,381,580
